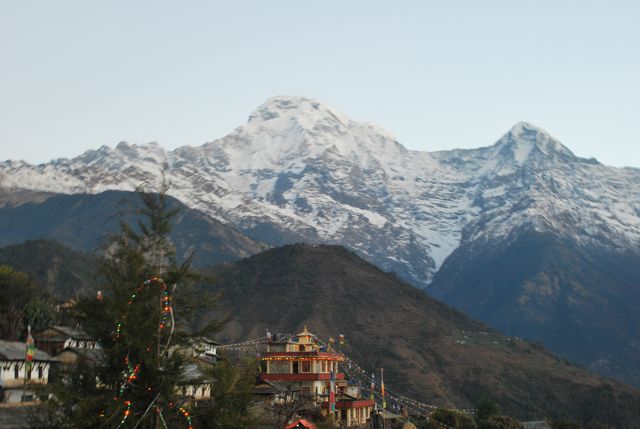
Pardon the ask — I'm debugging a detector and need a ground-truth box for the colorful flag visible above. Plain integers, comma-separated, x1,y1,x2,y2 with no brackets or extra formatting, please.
381,368,386,410
370,372,375,401
25,325,35,372
329,371,336,412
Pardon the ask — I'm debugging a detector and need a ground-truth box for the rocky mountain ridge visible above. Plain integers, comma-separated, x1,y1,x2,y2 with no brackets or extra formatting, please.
2,96,639,288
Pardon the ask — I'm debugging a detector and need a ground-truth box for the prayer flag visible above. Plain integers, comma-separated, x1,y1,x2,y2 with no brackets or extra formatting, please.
329,371,336,412
25,325,35,371
381,368,386,410
370,372,375,401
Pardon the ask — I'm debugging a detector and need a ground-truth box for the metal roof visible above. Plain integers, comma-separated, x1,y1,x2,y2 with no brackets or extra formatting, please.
0,340,56,362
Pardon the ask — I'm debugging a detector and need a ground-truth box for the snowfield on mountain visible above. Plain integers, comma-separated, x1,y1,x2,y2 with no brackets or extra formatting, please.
2,95,640,288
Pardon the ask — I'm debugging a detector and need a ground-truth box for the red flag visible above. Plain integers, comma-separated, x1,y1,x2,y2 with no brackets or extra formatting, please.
381,368,386,410
329,371,336,412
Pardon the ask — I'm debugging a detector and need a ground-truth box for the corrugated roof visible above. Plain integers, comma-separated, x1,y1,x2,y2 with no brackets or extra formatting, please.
0,340,56,362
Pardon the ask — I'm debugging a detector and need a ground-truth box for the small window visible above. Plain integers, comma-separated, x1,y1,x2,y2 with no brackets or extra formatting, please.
38,367,44,379
14,364,19,379
302,361,311,373
27,369,32,380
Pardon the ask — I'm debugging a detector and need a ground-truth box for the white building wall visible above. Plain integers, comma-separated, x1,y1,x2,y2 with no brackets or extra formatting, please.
0,360,51,403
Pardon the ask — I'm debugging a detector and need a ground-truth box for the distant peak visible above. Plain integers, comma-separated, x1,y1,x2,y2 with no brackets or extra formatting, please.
495,122,576,164
247,95,349,125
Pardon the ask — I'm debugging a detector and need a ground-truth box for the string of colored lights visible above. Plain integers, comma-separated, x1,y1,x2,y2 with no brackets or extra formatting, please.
156,407,169,429
110,276,195,428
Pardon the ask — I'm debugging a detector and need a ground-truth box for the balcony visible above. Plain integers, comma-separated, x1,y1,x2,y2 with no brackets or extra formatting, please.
261,351,345,361
261,373,345,381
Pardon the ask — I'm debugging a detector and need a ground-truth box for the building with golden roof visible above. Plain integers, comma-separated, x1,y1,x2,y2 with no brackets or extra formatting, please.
260,326,374,426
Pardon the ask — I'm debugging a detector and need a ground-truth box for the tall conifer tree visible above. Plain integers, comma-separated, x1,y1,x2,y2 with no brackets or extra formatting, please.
34,184,220,428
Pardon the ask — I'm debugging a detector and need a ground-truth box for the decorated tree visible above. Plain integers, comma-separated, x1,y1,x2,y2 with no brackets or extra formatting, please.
33,184,221,428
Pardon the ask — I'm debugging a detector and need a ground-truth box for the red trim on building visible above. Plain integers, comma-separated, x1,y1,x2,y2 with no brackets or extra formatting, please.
261,373,345,381
261,351,344,360
321,400,375,409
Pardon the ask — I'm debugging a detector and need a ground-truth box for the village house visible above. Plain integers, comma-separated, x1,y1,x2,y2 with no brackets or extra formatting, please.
0,340,56,403
260,327,374,427
42,326,217,401
34,325,99,357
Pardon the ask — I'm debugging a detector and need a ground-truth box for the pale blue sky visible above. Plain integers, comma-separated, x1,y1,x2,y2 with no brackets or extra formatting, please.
1,1,638,166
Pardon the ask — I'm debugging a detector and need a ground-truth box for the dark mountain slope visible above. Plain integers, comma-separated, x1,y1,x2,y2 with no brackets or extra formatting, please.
0,239,97,298
429,230,640,387
0,190,268,267
206,244,640,427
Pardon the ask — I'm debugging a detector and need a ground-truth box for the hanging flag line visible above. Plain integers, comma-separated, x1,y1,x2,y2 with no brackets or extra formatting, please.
212,333,473,416
315,336,474,415
214,337,269,351
342,363,433,415
314,337,436,413
343,356,474,415
343,356,436,410
339,367,457,429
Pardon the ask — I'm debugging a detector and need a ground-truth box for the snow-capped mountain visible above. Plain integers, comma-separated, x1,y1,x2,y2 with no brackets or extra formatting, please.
2,96,640,287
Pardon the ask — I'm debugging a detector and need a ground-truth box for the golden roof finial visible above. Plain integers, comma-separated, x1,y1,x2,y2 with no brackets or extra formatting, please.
297,325,311,337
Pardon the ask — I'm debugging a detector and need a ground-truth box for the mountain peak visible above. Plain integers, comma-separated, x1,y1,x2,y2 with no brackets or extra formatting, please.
205,96,401,171
247,95,350,126
495,122,576,164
